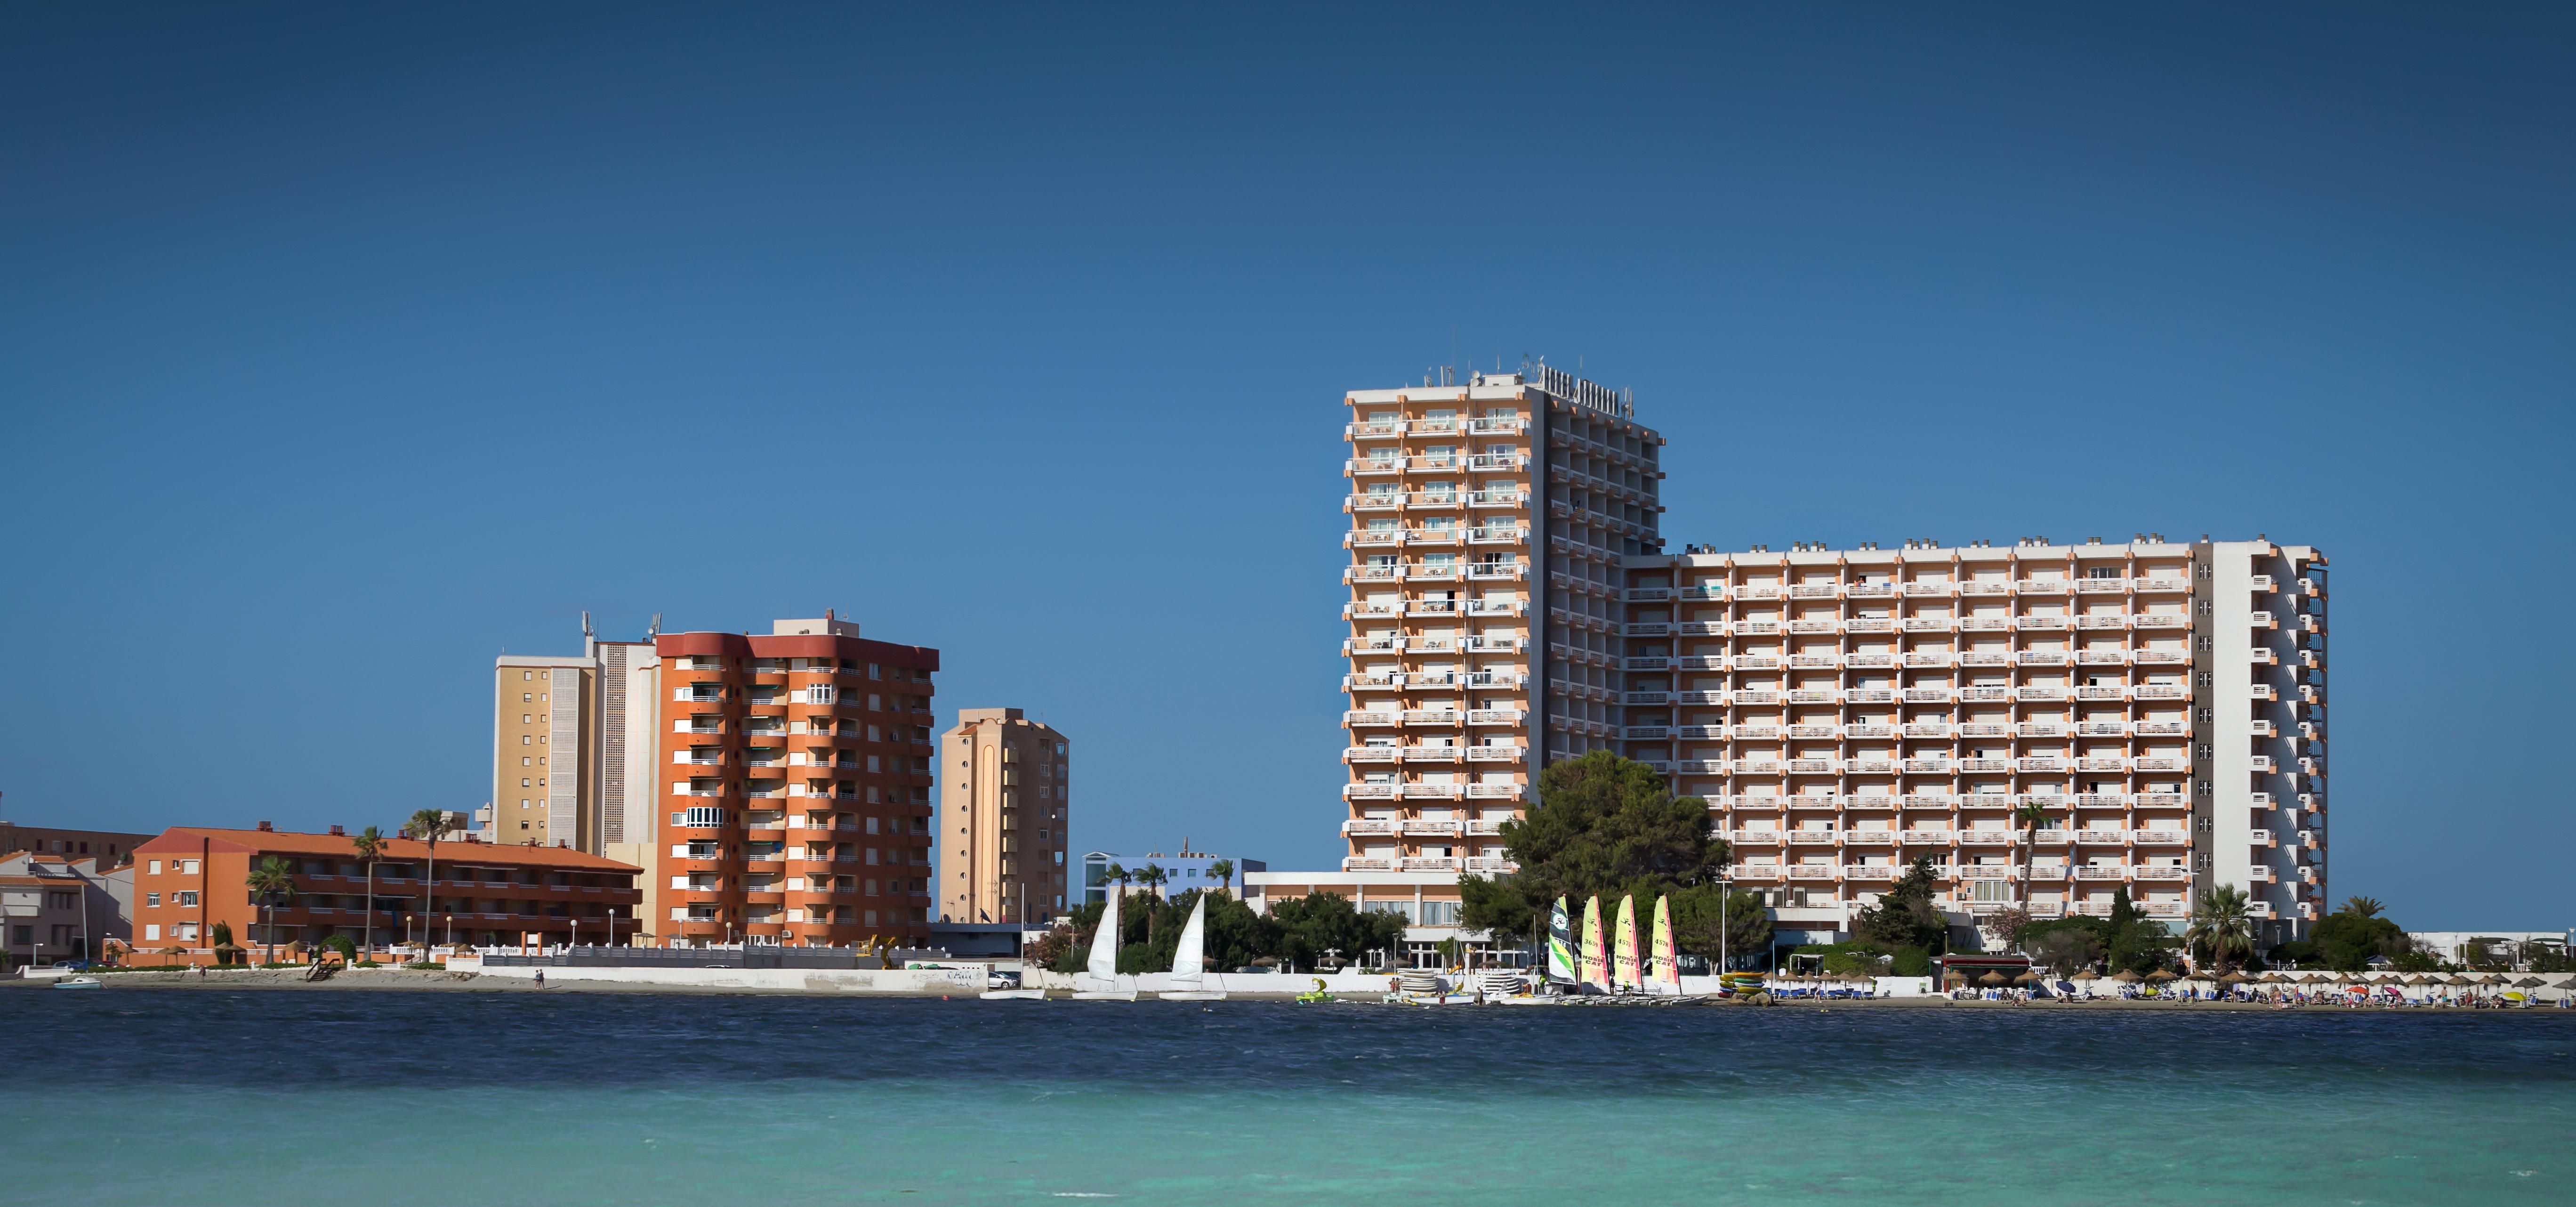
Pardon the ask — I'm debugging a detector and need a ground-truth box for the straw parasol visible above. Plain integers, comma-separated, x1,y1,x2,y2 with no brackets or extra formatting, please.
2110,969,2142,983
2014,970,2042,985
2219,971,2247,985
2071,969,2101,982
1978,971,2008,986
2443,974,2474,987
2478,973,2510,986
2146,969,2178,983
2515,976,2546,989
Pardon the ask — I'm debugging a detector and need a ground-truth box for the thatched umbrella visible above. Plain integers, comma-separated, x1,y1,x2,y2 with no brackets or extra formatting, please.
2145,969,2178,983
2071,969,2101,982
2014,970,2043,985
2110,969,2142,983
2516,976,2546,989
2443,974,2474,987
1978,971,2008,986
2220,971,2247,985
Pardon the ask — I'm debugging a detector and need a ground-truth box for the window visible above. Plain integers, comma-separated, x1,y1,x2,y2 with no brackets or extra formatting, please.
524,671,533,680
147,892,161,907
177,891,199,907
523,693,532,702
148,859,161,875
145,923,161,941
522,736,531,745
522,778,531,787
180,860,200,875
176,922,199,941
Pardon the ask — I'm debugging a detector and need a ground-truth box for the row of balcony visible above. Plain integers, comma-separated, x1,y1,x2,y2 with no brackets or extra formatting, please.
1344,417,1527,439
1344,636,1527,655
1343,672,1529,691
1345,709,1527,727
1344,563,1527,583
1339,819,1510,837
1345,453,1530,476
1726,828,2191,846
1338,856,1519,873
1622,652,2188,676
1613,721,2191,740
1635,754,2192,773
1346,599,1527,619
1728,863,2193,882
672,782,928,800
1342,783,1528,801
1694,792,2193,808
1624,615,2192,638
1346,491,1529,511
1344,527,1527,548
1604,685,2194,707
1344,745,1524,762
1626,579,2190,602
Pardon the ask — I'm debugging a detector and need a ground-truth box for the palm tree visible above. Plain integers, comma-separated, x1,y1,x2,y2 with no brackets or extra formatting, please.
406,808,454,954
2339,895,2384,920
245,855,298,965
350,826,386,961
1134,864,1171,944
1206,859,1236,900
2185,884,2256,976
2013,799,2050,907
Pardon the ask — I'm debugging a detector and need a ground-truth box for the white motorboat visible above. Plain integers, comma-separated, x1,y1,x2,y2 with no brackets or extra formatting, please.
52,975,103,990
979,988,1048,1001
1157,896,1227,1002
1070,889,1140,1001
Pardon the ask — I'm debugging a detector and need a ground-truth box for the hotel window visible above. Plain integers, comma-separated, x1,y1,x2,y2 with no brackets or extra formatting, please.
148,860,161,875
145,923,161,941
146,892,161,908
180,860,200,875
176,922,199,941
177,891,199,907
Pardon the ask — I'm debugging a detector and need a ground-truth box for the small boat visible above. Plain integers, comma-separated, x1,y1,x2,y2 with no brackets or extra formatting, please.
1071,890,1140,1001
1295,978,1335,1004
52,976,102,990
979,988,1048,1001
1157,896,1228,1002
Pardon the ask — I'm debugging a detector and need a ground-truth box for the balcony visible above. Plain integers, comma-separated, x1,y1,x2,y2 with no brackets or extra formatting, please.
1344,710,1400,727
1345,458,1404,477
1462,599,1523,616
1403,710,1462,726
1401,745,1463,762
1467,709,1525,725
1344,564,1400,584
1401,819,1463,836
1465,490,1526,509
1348,493,1403,512
1340,857,1395,871
1900,831,1953,846
1407,528,1463,547
1401,857,1462,873
1343,783,1399,800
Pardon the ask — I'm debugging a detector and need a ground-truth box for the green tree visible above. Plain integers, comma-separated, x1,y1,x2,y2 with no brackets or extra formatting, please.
2184,884,2256,975
2103,888,2174,974
245,855,298,964
1666,883,1770,970
1457,751,1729,942
1134,864,1168,942
350,826,387,959
1267,891,1405,973
210,920,237,965
405,809,454,950
1857,856,1948,953
2311,909,2407,972
1205,859,1235,899
2338,895,2385,920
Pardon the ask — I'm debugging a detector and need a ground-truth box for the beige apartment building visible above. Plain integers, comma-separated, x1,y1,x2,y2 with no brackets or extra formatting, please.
1246,365,1664,953
1247,367,2327,961
487,616,660,855
1618,536,2326,948
937,708,1070,926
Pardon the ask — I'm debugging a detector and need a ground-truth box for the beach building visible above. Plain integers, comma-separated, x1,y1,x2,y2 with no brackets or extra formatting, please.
2407,931,2570,968
1617,536,2328,948
0,819,153,866
937,708,1071,926
1245,365,2329,963
1081,846,1264,906
485,614,663,855
0,851,130,967
649,616,941,947
129,824,641,962
1243,365,1660,961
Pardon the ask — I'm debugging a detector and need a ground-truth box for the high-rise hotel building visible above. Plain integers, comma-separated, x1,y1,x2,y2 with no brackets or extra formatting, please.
1618,538,2327,947
1246,367,1666,936
650,616,942,946
938,707,1071,927
489,621,659,854
1248,368,2328,954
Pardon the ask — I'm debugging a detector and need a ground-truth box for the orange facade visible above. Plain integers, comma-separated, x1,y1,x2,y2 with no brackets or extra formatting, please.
652,627,939,946
129,826,642,963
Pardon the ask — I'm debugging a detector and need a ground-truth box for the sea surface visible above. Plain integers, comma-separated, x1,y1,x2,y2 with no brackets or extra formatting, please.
11,988,2572,1206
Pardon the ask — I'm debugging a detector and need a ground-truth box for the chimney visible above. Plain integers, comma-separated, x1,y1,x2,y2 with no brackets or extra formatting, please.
257,820,274,832
329,825,345,836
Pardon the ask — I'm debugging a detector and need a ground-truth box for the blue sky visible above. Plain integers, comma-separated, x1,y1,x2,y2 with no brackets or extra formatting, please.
2,5,2568,929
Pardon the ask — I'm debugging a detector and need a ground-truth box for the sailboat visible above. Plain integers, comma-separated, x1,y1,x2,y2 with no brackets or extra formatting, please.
1546,896,1578,987
1071,888,1138,1001
1651,894,1682,996
1158,895,1227,1002
1580,895,1608,993
1613,895,1642,991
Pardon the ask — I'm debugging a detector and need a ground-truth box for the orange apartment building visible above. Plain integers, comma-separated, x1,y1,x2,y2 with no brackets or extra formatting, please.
129,824,642,961
938,707,1070,926
652,616,940,947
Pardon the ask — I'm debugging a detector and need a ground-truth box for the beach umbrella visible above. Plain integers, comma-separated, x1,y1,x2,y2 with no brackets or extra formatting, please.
2071,969,2100,981
1978,971,2008,986
2443,974,2473,987
2014,970,2042,985
2145,969,2177,983
2479,973,2510,986
2110,969,2141,983
2220,971,2247,984
2516,976,2546,989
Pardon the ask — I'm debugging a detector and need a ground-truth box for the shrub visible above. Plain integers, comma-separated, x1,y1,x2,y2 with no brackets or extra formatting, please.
1890,946,1932,977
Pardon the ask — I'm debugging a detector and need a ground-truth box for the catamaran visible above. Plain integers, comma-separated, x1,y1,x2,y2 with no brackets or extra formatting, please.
1613,894,1642,992
1157,895,1226,1002
1651,893,1682,995
1580,895,1608,993
1071,888,1138,1001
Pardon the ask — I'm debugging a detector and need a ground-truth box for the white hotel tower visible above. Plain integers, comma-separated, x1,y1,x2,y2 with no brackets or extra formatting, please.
1246,367,2326,959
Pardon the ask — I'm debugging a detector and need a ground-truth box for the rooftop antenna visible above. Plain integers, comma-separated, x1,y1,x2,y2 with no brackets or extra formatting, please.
581,610,593,639
648,612,662,640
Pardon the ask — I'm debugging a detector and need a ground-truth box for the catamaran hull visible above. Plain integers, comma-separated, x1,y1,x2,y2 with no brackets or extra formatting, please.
1158,990,1227,1001
1070,990,1139,1001
978,989,1048,1001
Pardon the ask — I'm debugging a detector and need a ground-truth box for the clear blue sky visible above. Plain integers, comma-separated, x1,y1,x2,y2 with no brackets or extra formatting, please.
2,5,2568,930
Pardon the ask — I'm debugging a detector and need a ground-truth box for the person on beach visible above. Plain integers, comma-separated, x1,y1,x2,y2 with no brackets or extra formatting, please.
535,968,546,989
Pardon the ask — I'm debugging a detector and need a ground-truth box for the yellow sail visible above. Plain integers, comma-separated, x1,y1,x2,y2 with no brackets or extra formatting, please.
1613,894,1641,988
1652,894,1680,991
1580,895,1607,988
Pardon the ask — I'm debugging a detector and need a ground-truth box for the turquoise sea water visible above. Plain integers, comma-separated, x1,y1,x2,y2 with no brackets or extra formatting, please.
10,989,2572,1205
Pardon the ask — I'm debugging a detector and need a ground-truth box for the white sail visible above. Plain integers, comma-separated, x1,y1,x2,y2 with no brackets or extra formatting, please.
1086,889,1121,981
1168,895,1208,986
